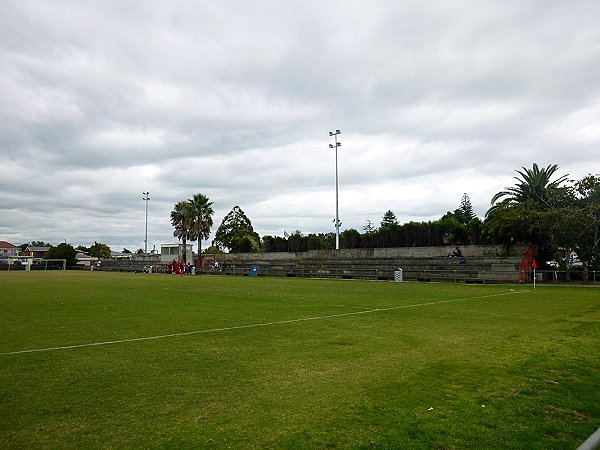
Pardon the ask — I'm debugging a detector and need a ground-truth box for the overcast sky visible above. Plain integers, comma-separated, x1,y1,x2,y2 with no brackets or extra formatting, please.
2,0,600,252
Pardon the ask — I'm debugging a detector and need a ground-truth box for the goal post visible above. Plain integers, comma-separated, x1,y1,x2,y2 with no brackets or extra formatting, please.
41,259,67,270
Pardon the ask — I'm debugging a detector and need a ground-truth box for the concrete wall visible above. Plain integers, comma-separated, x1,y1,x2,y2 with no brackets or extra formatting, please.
215,244,527,264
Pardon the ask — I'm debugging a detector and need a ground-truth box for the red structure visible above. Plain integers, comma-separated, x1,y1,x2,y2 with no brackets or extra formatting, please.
519,244,537,283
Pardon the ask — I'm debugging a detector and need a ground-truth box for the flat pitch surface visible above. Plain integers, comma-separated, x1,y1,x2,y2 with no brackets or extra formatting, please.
1,272,599,449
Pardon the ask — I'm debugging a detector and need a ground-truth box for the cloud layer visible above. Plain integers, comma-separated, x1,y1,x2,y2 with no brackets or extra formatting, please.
2,0,600,251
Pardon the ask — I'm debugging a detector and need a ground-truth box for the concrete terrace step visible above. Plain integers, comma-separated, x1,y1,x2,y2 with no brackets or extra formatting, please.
217,256,521,283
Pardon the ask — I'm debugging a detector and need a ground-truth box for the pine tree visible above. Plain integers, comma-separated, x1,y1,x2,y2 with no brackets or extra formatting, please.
458,193,475,224
380,210,398,228
363,220,375,233
213,206,260,252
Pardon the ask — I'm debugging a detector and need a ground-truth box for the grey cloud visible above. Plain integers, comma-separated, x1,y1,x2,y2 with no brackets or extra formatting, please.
2,0,600,249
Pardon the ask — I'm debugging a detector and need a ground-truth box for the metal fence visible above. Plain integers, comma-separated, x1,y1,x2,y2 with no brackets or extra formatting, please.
522,269,598,285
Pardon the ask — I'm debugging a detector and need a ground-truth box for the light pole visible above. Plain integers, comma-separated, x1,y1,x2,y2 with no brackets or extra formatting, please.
142,192,150,254
329,129,341,250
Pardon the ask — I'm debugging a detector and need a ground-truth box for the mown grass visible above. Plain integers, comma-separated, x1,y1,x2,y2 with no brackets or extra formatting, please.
0,271,598,449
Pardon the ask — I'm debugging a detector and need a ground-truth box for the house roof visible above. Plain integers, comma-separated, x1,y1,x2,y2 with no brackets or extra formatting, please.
0,241,18,249
76,252,97,260
27,246,50,252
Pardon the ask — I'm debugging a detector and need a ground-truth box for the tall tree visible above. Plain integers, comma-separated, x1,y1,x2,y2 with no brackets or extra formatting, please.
170,200,193,263
187,193,214,257
380,210,398,229
573,174,600,272
458,193,476,224
486,163,568,218
485,164,569,265
46,243,77,267
546,174,600,278
89,241,112,258
213,206,260,253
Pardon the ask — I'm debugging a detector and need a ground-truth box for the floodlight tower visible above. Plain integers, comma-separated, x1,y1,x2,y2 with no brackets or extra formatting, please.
142,192,150,254
329,129,342,250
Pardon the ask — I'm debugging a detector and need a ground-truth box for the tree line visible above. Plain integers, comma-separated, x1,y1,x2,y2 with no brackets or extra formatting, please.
200,193,484,253
174,164,599,276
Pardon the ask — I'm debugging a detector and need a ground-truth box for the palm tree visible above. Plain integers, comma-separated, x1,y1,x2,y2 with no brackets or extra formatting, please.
187,193,214,258
486,163,568,218
170,201,193,264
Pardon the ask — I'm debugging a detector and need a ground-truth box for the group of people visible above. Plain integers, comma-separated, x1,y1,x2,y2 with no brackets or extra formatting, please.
167,260,194,275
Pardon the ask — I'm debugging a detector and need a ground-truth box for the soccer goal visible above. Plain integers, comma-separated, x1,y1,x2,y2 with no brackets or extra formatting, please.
40,259,67,270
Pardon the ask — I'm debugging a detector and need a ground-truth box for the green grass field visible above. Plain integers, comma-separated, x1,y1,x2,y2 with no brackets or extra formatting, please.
1,272,598,449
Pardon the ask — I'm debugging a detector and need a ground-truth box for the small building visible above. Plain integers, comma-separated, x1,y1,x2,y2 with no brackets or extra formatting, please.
0,241,19,258
160,243,193,264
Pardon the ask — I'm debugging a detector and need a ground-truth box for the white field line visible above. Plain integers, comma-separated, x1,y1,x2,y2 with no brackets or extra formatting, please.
0,290,527,356
331,304,374,310
268,297,372,310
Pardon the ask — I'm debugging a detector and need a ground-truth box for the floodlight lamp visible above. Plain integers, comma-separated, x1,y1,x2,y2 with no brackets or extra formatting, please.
329,143,334,148
335,129,340,134
329,131,334,136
